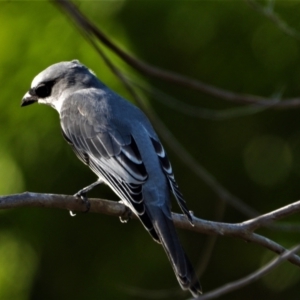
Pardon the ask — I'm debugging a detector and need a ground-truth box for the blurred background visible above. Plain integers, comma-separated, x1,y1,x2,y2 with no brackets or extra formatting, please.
1,0,300,299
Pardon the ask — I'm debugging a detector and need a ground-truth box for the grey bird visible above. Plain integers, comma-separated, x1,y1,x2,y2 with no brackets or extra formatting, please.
21,60,202,297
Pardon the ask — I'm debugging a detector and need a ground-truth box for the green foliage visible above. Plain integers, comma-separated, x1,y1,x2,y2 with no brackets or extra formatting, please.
1,1,300,299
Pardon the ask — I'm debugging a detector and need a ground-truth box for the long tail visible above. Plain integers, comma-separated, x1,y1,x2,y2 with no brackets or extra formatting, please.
149,205,202,297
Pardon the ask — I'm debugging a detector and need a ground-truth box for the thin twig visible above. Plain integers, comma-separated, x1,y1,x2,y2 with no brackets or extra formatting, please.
53,0,300,108
242,200,300,231
127,77,270,120
246,0,300,40
192,244,300,300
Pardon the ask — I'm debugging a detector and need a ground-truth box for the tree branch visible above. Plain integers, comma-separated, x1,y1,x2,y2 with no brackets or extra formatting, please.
53,0,300,108
242,200,300,231
2,192,300,268
246,0,300,41
128,78,271,120
193,244,300,300
0,192,125,216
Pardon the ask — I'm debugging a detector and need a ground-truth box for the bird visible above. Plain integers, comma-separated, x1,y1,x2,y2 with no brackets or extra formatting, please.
21,60,202,297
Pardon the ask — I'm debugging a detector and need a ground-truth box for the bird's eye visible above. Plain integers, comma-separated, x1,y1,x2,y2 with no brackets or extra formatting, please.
35,83,51,98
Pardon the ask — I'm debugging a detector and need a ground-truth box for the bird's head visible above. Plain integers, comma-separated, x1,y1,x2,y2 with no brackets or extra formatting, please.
21,60,98,112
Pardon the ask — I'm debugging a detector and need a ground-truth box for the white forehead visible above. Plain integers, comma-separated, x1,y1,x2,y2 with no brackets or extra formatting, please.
31,72,44,88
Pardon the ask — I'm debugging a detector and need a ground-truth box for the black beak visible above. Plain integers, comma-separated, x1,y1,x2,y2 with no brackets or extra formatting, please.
21,92,38,107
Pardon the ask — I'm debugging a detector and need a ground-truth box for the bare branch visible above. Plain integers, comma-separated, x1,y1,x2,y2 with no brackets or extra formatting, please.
0,192,125,216
128,78,270,121
53,0,300,108
2,192,300,268
175,214,300,267
242,200,300,231
246,0,300,40
193,244,300,300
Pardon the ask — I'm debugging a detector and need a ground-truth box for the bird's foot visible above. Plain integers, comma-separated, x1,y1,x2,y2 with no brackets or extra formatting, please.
119,200,132,223
74,190,91,213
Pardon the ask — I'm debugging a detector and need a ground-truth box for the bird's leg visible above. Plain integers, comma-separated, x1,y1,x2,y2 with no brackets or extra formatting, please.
74,179,104,213
75,179,104,197
118,200,133,223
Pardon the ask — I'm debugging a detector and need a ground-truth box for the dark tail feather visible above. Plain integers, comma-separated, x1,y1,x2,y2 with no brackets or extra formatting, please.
150,206,202,297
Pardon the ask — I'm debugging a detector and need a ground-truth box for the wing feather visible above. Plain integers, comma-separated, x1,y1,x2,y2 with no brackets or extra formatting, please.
60,91,159,241
150,137,193,224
